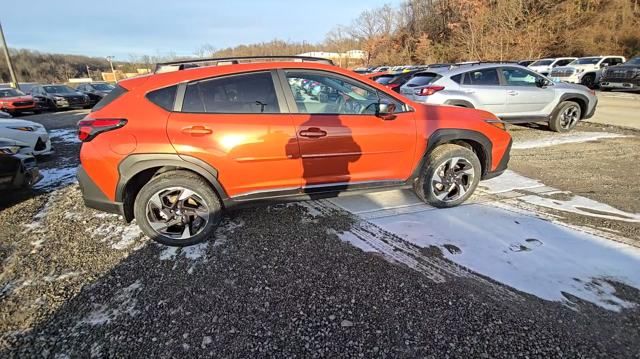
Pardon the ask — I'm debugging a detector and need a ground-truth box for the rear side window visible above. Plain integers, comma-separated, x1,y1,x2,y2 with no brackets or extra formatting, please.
146,85,177,111
450,74,463,84
462,69,500,86
182,72,280,113
92,84,128,112
404,72,440,87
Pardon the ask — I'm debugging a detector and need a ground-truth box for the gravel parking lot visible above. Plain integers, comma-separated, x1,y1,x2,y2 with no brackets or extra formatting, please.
1,108,639,357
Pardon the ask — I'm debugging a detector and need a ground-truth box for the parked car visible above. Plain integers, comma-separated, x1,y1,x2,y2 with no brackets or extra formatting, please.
517,60,535,67
0,110,53,155
76,55,512,246
373,70,421,92
599,56,640,92
549,56,626,88
0,139,41,190
75,82,116,106
528,57,577,76
399,63,597,132
29,84,91,111
0,88,38,115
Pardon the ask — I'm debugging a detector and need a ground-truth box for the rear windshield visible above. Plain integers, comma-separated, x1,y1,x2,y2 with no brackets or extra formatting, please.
91,85,128,112
404,73,440,87
375,75,395,85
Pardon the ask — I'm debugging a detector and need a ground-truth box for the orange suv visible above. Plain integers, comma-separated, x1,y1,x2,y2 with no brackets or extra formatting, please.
77,56,512,246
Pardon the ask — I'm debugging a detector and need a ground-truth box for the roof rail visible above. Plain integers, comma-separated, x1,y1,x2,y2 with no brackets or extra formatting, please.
154,56,334,73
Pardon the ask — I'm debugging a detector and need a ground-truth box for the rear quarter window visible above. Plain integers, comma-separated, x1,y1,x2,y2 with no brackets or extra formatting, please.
91,85,128,112
146,85,177,111
404,73,441,87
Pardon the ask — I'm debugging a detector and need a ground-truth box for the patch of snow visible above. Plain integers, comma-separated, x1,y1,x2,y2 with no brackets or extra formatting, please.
34,166,77,191
79,280,143,326
512,132,626,150
519,194,640,223
480,170,544,194
112,224,143,250
330,174,640,311
159,246,179,261
49,128,81,144
43,271,82,282
90,222,144,250
331,229,379,253
182,242,208,260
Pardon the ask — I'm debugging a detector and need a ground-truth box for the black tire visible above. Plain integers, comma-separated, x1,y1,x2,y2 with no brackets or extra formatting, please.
581,74,596,89
549,101,581,133
414,144,481,208
134,170,223,246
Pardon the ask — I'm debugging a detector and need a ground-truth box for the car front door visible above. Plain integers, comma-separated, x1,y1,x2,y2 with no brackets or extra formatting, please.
459,68,507,116
279,69,416,189
166,71,304,199
500,67,555,117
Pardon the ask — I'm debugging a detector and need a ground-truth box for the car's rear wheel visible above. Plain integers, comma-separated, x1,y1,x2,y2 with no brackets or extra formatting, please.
134,171,222,246
414,144,481,208
549,101,581,132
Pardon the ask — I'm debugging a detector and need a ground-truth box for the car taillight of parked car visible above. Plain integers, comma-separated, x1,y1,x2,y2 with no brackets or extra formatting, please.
387,83,402,92
77,118,127,142
415,86,445,96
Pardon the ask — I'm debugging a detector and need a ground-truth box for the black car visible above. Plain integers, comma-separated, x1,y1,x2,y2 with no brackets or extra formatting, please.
0,140,40,190
29,84,91,111
75,82,115,106
373,70,422,92
518,60,535,67
600,56,640,92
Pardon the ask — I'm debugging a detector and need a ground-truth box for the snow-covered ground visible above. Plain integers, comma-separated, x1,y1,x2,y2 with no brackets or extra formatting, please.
329,171,640,311
512,132,626,149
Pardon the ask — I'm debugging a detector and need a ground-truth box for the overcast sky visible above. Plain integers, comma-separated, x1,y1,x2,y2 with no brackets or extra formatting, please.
2,0,398,60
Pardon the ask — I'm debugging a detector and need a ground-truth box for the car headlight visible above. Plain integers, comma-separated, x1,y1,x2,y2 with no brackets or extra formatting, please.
0,146,21,155
54,96,66,101
8,126,35,131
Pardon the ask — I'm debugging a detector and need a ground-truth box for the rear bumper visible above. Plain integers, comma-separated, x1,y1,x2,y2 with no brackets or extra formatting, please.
77,165,124,216
600,81,640,90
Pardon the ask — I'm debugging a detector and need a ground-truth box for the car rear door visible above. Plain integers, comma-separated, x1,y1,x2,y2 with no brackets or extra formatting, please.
278,69,416,188
459,68,507,116
500,66,555,116
166,70,304,198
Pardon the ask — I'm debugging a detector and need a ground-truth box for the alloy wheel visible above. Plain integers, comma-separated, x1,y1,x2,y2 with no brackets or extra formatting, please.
430,157,475,202
146,187,210,240
560,105,580,130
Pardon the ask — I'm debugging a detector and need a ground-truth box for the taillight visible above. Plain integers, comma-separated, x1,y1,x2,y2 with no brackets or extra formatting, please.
77,118,127,142
415,86,445,96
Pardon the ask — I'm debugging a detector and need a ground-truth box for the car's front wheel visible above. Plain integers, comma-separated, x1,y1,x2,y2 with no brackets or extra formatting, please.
414,144,481,208
549,101,581,132
134,171,222,246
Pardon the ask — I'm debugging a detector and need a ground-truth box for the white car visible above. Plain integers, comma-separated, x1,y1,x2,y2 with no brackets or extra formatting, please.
549,56,626,88
528,57,577,76
0,111,52,156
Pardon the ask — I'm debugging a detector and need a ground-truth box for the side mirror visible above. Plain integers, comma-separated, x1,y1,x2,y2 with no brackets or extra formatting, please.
376,102,397,120
535,78,550,88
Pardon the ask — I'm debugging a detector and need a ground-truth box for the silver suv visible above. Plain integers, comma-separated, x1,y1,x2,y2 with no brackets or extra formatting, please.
399,63,598,132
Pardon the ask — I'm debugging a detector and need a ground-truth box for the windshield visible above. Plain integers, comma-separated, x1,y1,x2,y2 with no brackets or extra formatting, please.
44,85,75,94
571,57,600,65
531,59,553,66
626,57,640,65
92,83,115,91
0,88,25,97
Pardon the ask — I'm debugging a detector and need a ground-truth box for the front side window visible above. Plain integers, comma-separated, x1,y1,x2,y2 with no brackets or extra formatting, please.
531,59,553,66
462,69,500,86
501,67,543,86
286,71,403,115
0,88,24,97
572,57,600,65
555,59,574,67
182,72,280,114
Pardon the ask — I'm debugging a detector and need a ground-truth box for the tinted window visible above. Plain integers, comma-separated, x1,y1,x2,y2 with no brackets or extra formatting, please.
627,57,640,65
501,68,542,86
573,57,600,65
146,85,177,111
404,72,440,87
184,72,280,113
450,74,463,84
375,75,395,85
555,59,573,66
462,69,500,85
531,59,553,66
44,85,75,93
93,85,129,112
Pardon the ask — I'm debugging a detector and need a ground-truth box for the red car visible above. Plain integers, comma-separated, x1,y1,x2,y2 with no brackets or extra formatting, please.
77,56,512,246
0,88,38,115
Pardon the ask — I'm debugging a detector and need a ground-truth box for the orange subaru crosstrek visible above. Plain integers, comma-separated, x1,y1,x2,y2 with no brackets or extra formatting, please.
77,56,511,246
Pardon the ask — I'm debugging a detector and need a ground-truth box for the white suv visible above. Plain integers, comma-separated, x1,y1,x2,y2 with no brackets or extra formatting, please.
528,57,577,76
549,56,626,88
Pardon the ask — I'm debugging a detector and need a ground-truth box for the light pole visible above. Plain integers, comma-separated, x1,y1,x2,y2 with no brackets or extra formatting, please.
0,20,19,90
106,56,116,82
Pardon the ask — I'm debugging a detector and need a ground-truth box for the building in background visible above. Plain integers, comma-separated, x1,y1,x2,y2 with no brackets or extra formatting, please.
298,50,367,68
